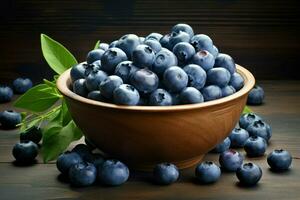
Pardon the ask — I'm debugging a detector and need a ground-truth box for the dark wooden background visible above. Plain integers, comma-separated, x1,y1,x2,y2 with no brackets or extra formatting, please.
1,0,300,83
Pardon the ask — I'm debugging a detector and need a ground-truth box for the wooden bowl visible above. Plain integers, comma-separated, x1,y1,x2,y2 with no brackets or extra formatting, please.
57,65,255,170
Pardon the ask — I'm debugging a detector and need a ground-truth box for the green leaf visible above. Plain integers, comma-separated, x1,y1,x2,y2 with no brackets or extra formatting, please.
42,120,83,162
14,84,61,112
243,106,252,114
94,40,100,50
41,34,78,74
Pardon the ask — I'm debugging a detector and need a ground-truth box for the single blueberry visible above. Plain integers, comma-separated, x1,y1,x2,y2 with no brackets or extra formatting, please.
98,43,109,51
171,23,194,38
87,91,107,102
0,110,21,129
267,149,292,171
244,136,267,157
56,151,83,175
179,87,204,104
163,66,188,93
207,68,231,88
152,48,178,76
20,126,42,144
113,84,140,105
221,85,236,97
0,86,13,103
214,53,236,74
246,120,272,142
12,140,38,164
201,85,222,101
12,78,33,94
159,34,172,50
239,113,262,129
99,75,123,99
86,49,105,64
70,63,87,83
69,162,97,187
114,61,138,83
191,50,215,71
173,42,196,65
211,137,231,153
130,69,159,95
247,85,264,105
101,48,128,74
169,31,190,49
143,39,162,53
132,44,155,68
183,64,207,90
219,149,244,172
153,163,179,185
149,88,172,106
190,34,213,52
145,32,163,41
109,40,118,48
229,128,249,148
115,34,140,59
195,161,221,184
85,69,108,91
73,79,88,97
230,72,244,91
236,163,262,186
98,159,129,186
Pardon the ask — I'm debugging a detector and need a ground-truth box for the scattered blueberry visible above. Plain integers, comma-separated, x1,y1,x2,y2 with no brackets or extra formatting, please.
73,79,88,97
191,50,215,71
183,64,207,90
101,48,128,74
12,140,38,164
201,85,222,101
113,84,140,105
152,48,178,76
244,136,267,157
171,23,194,38
247,85,264,105
88,153,105,168
85,69,107,91
173,42,196,65
69,162,97,187
99,75,123,99
130,69,159,95
20,126,42,144
12,78,33,94
153,163,179,185
56,151,83,175
149,88,172,106
230,72,244,91
239,113,262,129
116,34,140,59
267,149,292,171
132,44,155,68
163,66,188,93
236,163,262,186
0,86,13,103
179,87,204,104
211,137,231,153
0,110,22,129
207,68,231,88
219,149,244,172
246,120,272,142
214,53,236,75
229,128,249,148
221,85,236,97
195,161,221,184
86,49,105,64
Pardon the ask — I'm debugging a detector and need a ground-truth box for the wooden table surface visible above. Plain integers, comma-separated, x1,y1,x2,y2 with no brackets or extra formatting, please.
0,80,299,200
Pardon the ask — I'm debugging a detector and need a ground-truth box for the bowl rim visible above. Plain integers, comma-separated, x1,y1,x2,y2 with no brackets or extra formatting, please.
57,64,255,112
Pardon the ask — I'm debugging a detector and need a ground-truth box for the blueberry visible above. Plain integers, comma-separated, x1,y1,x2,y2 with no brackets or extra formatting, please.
98,159,129,186
109,40,118,48
171,23,194,38
179,87,204,104
152,48,178,76
139,37,145,43
247,85,264,105
183,64,207,90
244,136,267,157
207,68,231,88
246,120,272,142
86,49,105,64
221,85,236,97
195,161,221,184
20,126,42,144
236,163,262,186
191,50,215,71
145,32,163,41
132,44,155,68
0,86,13,103
91,60,102,71
201,85,222,101
149,88,172,106
56,152,83,174
99,75,123,99
98,43,109,51
163,66,188,93
73,79,88,97
87,153,105,168
12,78,33,94
159,34,172,50
85,69,108,91
87,91,107,102
113,84,140,105
230,72,244,91
190,34,213,52
130,69,159,95
115,34,140,58
229,128,249,148
12,141,38,164
101,48,128,74
70,63,87,83
114,61,138,83
69,162,97,187
211,137,231,153
143,39,162,53
219,149,244,172
239,113,262,129
72,144,92,159
153,163,179,185
169,31,190,49
0,110,21,129
267,149,292,171
214,53,236,75
210,45,219,58
173,42,195,65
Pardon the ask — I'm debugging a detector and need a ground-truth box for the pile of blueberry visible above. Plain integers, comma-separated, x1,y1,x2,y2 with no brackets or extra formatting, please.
70,23,245,106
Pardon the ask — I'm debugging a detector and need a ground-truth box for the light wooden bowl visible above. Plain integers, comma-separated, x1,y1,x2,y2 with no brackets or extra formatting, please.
57,65,255,171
